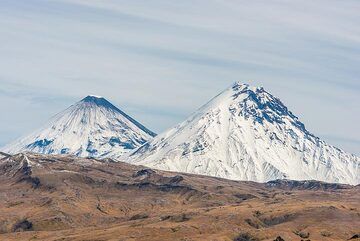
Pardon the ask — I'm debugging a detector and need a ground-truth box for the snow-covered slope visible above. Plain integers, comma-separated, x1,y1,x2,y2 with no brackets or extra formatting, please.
130,82,359,185
2,95,155,158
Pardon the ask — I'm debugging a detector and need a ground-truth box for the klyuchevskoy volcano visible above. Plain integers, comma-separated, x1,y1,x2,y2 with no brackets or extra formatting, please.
130,82,359,185
2,95,156,158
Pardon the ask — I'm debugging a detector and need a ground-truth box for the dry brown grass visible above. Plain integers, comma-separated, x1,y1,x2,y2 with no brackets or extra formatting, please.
0,153,359,241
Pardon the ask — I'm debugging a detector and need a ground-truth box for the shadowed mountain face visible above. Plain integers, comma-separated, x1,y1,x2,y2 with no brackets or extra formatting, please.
1,96,155,158
0,153,359,240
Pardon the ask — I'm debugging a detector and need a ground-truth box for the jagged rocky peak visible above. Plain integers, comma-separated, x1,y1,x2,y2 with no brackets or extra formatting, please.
232,81,257,91
231,82,290,116
82,94,104,100
80,95,116,108
229,82,308,133
131,81,359,185
231,82,269,95
1,95,156,158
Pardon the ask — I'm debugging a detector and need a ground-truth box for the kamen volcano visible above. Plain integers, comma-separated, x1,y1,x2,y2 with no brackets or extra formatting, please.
130,82,359,185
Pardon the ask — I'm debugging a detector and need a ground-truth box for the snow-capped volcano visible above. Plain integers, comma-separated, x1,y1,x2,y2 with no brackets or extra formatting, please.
130,82,359,185
2,95,156,158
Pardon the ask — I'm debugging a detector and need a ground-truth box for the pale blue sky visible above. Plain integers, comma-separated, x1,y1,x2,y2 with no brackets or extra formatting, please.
0,0,359,155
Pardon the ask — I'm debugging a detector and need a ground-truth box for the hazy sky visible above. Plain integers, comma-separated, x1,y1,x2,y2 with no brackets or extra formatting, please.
0,0,359,155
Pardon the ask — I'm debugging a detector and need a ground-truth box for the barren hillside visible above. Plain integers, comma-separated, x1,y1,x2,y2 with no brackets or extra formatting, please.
0,153,359,241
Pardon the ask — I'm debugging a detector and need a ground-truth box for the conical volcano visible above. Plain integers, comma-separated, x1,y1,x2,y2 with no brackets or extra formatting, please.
131,82,359,185
2,95,155,158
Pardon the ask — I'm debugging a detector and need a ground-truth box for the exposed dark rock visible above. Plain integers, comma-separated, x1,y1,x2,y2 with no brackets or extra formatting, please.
114,181,191,194
132,169,155,178
260,214,295,226
234,193,257,201
12,219,33,232
266,179,350,190
96,203,108,214
159,213,191,222
294,230,310,238
349,234,360,240
129,213,149,220
233,233,258,241
274,236,285,241
26,139,53,149
157,184,201,198
18,176,41,188
0,152,11,158
160,215,172,221
245,218,262,229
167,175,184,184
253,210,262,217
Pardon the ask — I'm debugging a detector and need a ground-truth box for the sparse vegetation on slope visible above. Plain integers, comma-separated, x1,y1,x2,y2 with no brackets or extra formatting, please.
0,153,359,240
